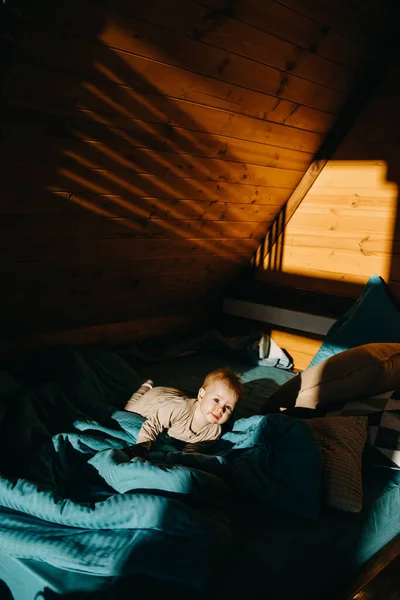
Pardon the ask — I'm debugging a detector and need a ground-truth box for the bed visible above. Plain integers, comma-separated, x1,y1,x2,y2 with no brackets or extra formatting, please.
0,276,399,600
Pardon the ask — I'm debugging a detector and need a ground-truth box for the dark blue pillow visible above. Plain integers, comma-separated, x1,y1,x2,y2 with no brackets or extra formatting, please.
229,415,322,520
309,275,400,367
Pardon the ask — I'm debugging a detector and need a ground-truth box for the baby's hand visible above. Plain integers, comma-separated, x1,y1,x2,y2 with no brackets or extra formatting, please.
123,443,150,460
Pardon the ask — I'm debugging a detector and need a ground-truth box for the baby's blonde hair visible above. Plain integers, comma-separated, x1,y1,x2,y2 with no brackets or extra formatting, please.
202,367,243,401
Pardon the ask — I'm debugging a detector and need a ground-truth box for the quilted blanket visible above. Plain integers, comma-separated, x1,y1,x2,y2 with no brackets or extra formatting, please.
0,346,322,590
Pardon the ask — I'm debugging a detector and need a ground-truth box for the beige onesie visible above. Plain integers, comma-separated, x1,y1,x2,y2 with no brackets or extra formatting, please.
125,386,221,446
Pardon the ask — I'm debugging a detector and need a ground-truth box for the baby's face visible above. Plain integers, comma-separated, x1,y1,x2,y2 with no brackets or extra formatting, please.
197,380,238,425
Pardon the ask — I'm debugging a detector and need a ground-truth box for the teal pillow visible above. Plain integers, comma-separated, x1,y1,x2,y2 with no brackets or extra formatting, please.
309,275,400,366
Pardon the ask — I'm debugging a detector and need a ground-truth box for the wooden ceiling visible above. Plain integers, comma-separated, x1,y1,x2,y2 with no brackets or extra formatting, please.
0,0,398,339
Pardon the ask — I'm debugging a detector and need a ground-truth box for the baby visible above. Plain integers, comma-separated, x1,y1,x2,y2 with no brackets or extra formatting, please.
124,368,242,457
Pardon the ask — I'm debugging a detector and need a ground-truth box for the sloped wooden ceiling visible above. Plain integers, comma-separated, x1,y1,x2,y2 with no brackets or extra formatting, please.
0,0,397,341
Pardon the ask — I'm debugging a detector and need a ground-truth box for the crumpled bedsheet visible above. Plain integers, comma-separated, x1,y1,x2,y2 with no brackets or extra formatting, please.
0,346,321,590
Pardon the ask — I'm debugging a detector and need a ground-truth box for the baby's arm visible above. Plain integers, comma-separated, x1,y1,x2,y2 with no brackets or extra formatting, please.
136,402,174,445
183,441,216,454
125,402,177,459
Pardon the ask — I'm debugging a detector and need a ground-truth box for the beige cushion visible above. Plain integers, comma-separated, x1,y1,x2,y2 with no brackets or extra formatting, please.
307,416,368,513
261,343,400,413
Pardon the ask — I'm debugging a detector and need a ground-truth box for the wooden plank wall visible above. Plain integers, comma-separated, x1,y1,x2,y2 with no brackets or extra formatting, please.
255,62,400,302
0,0,394,347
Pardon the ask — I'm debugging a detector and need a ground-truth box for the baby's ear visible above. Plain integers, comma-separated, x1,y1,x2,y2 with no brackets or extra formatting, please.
198,387,205,400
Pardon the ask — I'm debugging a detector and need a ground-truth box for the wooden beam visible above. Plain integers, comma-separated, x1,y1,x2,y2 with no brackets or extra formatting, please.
223,297,335,336
333,533,400,600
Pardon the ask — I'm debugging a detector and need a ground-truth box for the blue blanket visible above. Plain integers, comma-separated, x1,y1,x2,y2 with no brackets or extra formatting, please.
0,347,322,589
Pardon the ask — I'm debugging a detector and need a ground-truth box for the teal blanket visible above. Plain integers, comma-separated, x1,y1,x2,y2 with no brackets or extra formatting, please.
0,347,322,589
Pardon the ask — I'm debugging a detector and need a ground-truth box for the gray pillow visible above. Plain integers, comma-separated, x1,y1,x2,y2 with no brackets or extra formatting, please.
307,416,368,512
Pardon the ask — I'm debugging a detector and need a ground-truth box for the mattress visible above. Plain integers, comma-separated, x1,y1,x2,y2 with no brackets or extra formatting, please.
0,344,399,600
1,450,398,600
228,449,400,600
